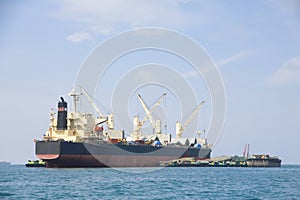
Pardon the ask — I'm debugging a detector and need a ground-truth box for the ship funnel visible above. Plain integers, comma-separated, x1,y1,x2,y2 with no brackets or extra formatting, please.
57,97,68,130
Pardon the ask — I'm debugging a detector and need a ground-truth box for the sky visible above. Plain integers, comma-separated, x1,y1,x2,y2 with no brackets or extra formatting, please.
0,0,300,164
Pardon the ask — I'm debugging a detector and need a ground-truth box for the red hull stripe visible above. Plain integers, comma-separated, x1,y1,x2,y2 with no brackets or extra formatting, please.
36,154,60,159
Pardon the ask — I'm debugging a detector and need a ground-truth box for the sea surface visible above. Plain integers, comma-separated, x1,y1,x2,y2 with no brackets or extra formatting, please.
0,165,299,199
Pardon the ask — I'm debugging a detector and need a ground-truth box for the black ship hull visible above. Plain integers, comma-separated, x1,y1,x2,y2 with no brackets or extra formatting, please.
36,140,211,168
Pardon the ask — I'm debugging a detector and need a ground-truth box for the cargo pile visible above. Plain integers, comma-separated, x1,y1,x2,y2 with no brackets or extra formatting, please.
160,154,281,167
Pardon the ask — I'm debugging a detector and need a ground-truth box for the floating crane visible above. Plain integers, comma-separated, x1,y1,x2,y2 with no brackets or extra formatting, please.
131,93,166,139
175,101,205,138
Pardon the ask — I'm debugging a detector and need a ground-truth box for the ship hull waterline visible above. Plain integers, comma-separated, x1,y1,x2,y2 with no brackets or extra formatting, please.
36,140,212,168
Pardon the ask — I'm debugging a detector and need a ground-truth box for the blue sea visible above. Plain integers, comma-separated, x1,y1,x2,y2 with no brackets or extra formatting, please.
0,165,299,199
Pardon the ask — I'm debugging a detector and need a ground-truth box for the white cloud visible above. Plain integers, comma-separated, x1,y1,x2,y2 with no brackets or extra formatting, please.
183,50,252,78
66,31,93,42
136,69,155,81
182,69,200,79
268,57,300,86
217,51,253,67
53,0,194,41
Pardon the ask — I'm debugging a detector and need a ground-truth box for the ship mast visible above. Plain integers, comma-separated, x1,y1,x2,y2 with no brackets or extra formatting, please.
68,89,82,113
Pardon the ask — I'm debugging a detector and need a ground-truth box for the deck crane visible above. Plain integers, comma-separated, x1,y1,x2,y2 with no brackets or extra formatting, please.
175,100,205,138
80,87,103,117
137,93,166,134
80,87,110,127
131,93,166,139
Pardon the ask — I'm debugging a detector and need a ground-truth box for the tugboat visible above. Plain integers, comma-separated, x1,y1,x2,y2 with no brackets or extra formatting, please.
25,160,46,167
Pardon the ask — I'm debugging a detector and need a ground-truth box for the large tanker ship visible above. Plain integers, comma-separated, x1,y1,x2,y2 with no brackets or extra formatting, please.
35,89,212,168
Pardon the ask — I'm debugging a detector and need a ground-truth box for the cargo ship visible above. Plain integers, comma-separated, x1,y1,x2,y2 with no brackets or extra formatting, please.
35,89,212,168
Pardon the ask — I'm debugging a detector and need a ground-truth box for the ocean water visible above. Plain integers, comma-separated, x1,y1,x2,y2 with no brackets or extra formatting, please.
0,165,299,199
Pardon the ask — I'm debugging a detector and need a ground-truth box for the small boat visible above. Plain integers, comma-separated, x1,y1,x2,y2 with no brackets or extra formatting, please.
25,160,46,167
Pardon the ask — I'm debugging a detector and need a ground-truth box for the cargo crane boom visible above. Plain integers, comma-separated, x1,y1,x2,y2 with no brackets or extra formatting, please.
176,101,205,138
137,93,166,129
132,93,166,139
80,87,104,118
